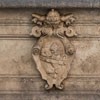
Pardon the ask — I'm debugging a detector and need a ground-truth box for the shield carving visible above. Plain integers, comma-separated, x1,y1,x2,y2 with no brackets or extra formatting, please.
30,9,77,90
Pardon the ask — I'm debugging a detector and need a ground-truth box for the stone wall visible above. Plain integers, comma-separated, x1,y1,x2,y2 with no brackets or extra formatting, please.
0,7,100,100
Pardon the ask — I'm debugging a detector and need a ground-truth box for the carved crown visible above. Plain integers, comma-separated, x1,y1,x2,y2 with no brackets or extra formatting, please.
46,9,60,24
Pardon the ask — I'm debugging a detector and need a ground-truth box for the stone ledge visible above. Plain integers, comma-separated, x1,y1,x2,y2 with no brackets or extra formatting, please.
0,0,100,8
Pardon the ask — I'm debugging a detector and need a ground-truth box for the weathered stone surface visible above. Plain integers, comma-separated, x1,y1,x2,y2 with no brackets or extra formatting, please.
0,0,100,8
0,7,100,100
0,94,99,100
0,39,37,75
0,39,100,94
0,39,100,76
0,9,100,37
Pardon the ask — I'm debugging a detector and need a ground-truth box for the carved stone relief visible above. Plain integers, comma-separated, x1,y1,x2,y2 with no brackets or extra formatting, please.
30,9,77,90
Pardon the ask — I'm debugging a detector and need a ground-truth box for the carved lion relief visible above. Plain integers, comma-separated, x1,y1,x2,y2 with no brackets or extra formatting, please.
30,9,77,90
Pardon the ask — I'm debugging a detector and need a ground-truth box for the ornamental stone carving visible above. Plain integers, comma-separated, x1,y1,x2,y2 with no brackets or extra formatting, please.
30,9,77,90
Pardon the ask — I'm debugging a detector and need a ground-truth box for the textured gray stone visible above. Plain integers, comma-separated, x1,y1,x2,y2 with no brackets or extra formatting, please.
0,0,99,8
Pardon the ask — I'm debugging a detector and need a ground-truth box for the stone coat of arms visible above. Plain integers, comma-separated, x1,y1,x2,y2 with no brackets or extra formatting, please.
30,9,77,90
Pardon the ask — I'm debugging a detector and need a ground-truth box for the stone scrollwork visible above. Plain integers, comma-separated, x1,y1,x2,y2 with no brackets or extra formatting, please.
30,9,77,90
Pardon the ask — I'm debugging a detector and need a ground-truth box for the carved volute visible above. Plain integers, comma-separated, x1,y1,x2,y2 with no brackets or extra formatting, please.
30,9,77,90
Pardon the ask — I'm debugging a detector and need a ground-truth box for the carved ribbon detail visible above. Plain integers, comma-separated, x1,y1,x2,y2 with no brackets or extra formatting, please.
30,9,77,90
